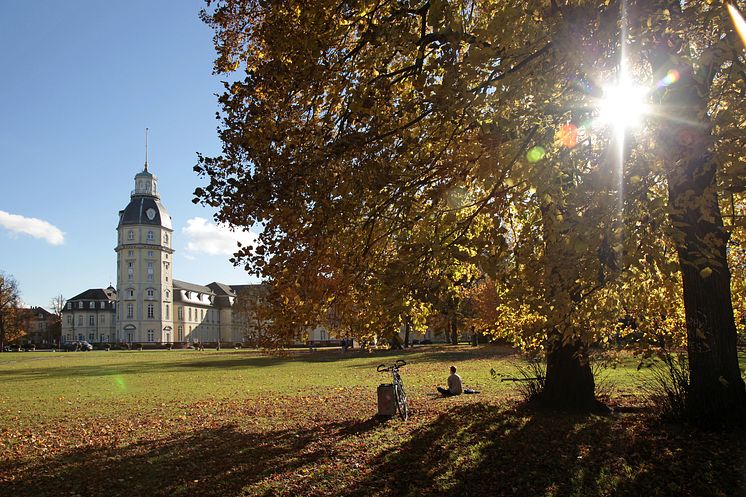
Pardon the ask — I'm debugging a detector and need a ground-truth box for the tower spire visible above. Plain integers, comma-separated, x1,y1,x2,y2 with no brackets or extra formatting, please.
144,128,149,172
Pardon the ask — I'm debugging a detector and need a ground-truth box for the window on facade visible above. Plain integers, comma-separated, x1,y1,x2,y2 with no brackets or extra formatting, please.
188,308,192,321
147,289,154,298
89,302,95,309
164,233,169,244
67,303,72,310
178,326,183,341
89,333,94,341
178,306,183,319
127,230,134,241
164,262,169,270
147,304,154,319
147,231,154,242
100,315,105,325
165,304,170,320
100,301,105,309
148,250,154,257
127,304,134,319
78,315,83,325
128,289,134,298
89,315,94,326
165,290,170,300
128,268,133,281
128,250,134,257
67,315,72,324
79,302,84,309
147,330,154,342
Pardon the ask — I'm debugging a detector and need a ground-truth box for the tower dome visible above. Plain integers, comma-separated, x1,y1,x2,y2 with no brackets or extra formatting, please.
117,166,173,230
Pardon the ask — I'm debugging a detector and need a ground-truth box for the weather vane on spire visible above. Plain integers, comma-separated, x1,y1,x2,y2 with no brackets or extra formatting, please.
144,127,149,172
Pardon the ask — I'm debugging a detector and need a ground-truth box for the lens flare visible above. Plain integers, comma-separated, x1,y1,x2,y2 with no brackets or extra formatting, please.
556,124,578,148
526,146,546,162
728,4,746,49
114,375,127,392
657,69,680,88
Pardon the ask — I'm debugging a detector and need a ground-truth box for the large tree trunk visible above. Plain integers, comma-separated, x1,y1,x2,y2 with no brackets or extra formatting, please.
666,146,746,425
450,316,458,344
403,318,411,348
540,333,601,411
650,35,746,426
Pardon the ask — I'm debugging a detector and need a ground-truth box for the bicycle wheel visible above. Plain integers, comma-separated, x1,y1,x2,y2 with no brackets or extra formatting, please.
394,378,409,421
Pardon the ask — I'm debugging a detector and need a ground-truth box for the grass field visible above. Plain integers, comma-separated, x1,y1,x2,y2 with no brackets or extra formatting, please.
0,345,744,497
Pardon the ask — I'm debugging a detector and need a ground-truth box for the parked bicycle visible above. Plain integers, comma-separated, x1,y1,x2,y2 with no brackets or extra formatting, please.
377,359,409,420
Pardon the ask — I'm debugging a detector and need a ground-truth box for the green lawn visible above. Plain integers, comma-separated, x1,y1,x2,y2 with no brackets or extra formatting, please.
0,346,743,497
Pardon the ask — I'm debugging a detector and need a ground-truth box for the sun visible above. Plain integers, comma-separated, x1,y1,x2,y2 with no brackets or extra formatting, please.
597,76,648,136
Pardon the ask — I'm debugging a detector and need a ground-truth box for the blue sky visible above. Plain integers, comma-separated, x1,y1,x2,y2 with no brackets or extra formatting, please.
0,0,258,308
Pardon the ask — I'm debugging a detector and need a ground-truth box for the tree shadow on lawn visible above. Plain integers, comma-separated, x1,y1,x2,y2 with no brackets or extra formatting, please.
342,345,516,371
0,415,379,497
341,403,746,497
1,402,743,497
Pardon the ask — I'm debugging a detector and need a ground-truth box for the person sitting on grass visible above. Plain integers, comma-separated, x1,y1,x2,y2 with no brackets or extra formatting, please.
437,365,479,396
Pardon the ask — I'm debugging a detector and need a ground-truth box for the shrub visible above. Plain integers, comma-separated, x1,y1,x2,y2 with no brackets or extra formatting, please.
492,355,546,403
643,351,689,421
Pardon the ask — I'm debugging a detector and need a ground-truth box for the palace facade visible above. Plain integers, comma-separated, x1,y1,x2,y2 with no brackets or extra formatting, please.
61,161,280,346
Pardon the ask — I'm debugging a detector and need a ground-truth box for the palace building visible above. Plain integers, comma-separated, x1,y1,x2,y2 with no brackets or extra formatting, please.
61,159,268,346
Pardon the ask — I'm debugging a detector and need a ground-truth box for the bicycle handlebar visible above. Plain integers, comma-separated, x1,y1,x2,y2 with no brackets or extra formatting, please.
377,359,407,372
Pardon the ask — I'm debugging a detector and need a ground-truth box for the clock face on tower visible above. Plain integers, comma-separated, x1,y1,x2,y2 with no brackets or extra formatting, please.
146,208,156,220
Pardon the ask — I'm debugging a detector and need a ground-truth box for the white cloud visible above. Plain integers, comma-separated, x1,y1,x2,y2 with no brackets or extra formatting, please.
182,217,257,256
0,210,65,245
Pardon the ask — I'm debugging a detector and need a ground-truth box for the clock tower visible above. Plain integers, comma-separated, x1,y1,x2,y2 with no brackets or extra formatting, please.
115,158,174,344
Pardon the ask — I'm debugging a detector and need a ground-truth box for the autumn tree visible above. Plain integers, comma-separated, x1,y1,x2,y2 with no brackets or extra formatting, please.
196,0,745,416
0,272,23,351
632,0,746,425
